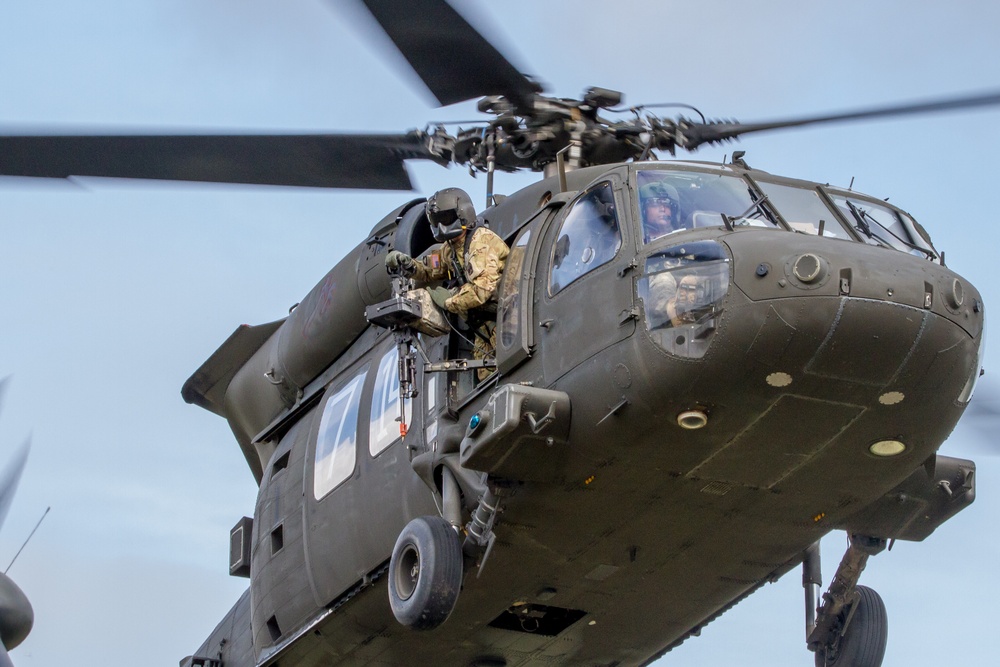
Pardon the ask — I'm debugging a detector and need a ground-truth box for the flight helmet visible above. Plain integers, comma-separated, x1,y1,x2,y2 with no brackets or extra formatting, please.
427,188,477,242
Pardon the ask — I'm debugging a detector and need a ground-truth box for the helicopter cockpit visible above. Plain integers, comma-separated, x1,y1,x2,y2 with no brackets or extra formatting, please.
634,166,938,256
626,164,942,361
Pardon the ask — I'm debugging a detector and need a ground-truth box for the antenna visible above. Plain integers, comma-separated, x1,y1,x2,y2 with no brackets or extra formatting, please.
6,506,49,574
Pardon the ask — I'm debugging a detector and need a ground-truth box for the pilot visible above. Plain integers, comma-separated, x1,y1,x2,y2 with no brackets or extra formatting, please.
386,188,510,377
639,181,682,242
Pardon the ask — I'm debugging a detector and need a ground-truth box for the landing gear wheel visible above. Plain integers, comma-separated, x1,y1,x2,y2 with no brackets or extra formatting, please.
388,515,463,630
814,585,888,667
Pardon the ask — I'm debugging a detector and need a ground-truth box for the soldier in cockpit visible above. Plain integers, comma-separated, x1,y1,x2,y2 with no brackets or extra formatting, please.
639,181,683,242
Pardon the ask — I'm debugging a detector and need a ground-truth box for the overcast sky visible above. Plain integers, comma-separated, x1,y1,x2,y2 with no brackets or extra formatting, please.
1,1,998,665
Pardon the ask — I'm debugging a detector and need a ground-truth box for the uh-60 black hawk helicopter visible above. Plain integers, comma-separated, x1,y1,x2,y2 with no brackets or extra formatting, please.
1,1,995,666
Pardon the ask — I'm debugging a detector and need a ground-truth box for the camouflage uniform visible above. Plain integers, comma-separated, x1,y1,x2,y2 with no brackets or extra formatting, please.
412,226,510,377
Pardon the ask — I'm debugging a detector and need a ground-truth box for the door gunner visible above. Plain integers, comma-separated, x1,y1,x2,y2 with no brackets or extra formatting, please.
386,188,510,377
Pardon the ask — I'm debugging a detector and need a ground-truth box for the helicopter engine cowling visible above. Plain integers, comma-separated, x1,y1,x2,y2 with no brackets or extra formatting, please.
222,201,430,471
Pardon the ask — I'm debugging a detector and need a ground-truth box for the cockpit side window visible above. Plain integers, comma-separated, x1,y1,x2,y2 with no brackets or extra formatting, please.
549,181,622,294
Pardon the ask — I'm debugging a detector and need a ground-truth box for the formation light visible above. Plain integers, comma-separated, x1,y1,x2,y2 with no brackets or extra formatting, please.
677,410,708,430
869,440,906,457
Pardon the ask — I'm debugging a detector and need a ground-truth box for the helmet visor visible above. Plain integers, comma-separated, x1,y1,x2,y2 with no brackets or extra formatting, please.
429,207,459,226
644,197,675,211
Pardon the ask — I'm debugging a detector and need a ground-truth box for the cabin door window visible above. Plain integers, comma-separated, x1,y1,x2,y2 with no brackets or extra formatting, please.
368,346,411,457
313,367,368,500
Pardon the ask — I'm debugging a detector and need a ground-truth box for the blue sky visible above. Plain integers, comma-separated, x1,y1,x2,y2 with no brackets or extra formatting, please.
1,1,998,665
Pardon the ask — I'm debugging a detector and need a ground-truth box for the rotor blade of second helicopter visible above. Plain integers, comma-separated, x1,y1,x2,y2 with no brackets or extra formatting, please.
358,0,541,108
0,442,28,537
0,132,440,190
678,89,1000,151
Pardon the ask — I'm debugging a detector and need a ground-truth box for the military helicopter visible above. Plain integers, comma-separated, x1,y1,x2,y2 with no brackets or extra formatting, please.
0,383,33,667
0,1,995,666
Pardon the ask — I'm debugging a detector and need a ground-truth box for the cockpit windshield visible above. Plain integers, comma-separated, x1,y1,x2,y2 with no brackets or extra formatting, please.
635,167,939,261
754,181,853,239
637,170,779,243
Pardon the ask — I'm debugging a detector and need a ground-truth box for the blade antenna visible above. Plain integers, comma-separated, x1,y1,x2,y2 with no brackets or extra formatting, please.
5,506,49,574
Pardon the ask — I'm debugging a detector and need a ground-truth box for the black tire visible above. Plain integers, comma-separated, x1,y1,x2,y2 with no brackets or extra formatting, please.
388,515,463,630
814,585,888,667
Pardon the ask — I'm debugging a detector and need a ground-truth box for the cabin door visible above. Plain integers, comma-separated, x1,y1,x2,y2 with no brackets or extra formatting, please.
536,177,637,381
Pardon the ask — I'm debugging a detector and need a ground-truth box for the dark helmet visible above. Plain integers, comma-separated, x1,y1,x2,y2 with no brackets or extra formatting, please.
427,187,477,242
639,181,679,209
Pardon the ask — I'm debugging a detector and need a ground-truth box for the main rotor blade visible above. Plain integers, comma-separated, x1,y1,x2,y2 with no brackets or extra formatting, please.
678,89,1000,151
358,0,541,108
0,132,441,190
0,442,28,536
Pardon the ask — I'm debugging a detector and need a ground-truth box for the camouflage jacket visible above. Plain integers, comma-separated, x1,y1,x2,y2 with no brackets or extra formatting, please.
411,226,510,317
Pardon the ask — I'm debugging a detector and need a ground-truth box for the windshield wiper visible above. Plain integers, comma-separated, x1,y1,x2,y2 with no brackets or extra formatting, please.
729,190,779,226
845,200,935,258
845,200,870,236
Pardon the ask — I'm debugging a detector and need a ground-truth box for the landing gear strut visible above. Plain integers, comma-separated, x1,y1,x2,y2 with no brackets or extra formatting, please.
805,534,889,667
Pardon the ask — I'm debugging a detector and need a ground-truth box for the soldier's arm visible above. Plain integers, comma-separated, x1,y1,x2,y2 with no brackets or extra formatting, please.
410,249,449,283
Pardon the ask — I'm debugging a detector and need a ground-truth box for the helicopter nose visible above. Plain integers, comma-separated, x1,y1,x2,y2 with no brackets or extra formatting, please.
650,230,986,494
720,228,984,407
729,229,983,338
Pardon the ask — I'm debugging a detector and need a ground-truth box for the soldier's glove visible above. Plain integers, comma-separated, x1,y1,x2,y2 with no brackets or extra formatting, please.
428,286,453,310
385,250,416,276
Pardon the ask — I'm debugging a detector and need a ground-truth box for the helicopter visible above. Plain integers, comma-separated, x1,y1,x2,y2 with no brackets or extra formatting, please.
1,1,998,666
0,383,33,667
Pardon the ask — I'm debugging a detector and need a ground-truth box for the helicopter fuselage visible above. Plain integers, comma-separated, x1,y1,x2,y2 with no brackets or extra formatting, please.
183,160,982,667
